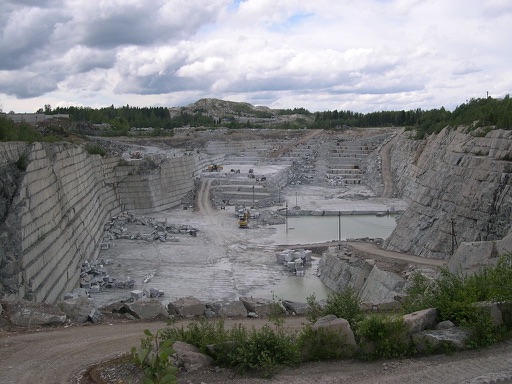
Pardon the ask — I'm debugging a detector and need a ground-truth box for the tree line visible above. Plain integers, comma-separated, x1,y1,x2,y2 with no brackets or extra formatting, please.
311,95,512,138
2,95,510,141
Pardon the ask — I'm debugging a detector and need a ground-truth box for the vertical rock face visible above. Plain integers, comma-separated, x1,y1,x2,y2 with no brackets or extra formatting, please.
0,142,203,303
386,127,512,259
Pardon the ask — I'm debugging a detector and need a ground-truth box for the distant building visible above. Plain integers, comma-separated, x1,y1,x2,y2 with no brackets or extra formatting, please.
1,113,70,124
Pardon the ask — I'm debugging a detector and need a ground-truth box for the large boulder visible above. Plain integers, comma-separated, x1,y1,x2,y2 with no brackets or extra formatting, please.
215,301,247,318
172,341,213,372
8,300,67,327
312,315,356,347
403,308,438,334
167,297,205,317
239,297,280,317
122,299,168,320
358,267,407,304
57,296,96,323
412,327,471,353
282,300,310,315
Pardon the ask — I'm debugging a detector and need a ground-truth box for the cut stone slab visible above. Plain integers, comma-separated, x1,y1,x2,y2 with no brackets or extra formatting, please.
403,308,438,334
8,300,67,327
122,299,168,320
167,296,206,317
412,327,471,353
57,296,96,323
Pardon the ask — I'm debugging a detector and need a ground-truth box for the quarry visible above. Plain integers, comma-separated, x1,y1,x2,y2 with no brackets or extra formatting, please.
0,125,511,311
1,122,512,384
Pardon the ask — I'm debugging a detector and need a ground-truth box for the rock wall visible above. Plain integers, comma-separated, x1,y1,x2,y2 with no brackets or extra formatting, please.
0,142,204,303
318,250,408,305
385,127,512,260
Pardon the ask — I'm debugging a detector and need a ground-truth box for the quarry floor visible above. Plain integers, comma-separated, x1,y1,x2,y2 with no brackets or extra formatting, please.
91,180,410,308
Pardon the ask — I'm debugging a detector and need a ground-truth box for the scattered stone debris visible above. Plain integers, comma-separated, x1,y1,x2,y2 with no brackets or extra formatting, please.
102,211,199,243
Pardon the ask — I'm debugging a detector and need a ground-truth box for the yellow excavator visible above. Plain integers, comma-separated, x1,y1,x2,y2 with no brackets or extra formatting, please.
238,207,250,228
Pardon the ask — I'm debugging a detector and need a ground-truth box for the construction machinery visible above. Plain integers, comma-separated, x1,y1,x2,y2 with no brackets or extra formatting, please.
237,206,250,228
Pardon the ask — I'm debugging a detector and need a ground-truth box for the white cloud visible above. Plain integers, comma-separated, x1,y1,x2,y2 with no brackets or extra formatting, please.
0,0,511,113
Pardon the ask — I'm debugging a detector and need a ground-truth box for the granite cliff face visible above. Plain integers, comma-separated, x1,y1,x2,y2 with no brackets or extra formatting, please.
385,127,512,260
0,142,205,303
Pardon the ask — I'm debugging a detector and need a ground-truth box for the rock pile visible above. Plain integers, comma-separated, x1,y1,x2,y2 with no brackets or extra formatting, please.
102,211,198,245
79,259,134,292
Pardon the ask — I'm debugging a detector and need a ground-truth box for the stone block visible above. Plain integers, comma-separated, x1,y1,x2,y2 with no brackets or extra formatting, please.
411,327,471,353
435,320,455,330
8,300,67,327
216,301,247,318
57,296,96,323
239,297,280,317
282,300,310,315
403,308,438,334
123,299,168,320
130,290,144,300
172,341,213,372
149,288,164,298
375,300,401,312
312,315,356,348
168,296,206,317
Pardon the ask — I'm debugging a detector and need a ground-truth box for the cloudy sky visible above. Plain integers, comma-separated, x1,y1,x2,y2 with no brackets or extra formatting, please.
1,0,511,114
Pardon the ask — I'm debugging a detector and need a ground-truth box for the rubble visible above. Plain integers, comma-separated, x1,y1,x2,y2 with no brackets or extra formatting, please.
102,211,199,243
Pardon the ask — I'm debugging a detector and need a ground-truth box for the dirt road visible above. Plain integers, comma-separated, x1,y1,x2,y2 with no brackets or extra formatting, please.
347,242,447,267
2,318,512,384
0,317,305,384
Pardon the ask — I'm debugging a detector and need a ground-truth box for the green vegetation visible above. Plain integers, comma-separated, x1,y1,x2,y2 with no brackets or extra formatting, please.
306,288,362,328
4,95,510,141
355,313,410,360
84,143,107,157
131,329,178,384
159,320,299,378
403,254,512,347
312,95,512,137
133,259,512,380
0,116,42,142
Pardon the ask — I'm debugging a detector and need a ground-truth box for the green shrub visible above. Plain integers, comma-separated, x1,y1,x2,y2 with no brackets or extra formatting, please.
16,154,29,171
403,255,512,348
131,329,178,384
231,325,299,378
160,320,298,378
460,307,499,348
355,313,410,360
306,288,362,328
296,324,353,361
84,143,107,157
